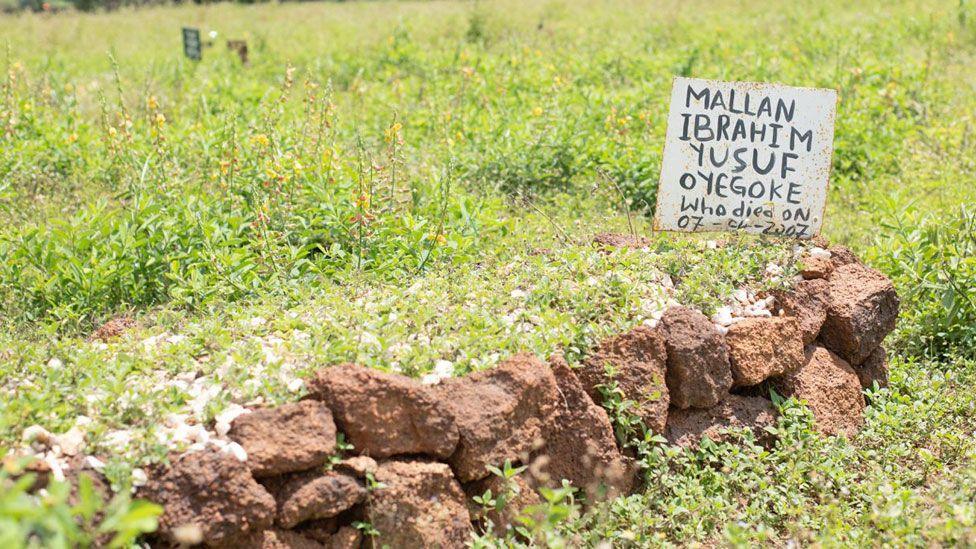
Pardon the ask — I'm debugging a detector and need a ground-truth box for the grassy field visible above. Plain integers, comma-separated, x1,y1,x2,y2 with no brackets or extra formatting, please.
1,0,975,546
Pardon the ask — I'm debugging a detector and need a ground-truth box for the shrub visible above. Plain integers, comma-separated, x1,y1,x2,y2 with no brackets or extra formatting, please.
871,206,976,360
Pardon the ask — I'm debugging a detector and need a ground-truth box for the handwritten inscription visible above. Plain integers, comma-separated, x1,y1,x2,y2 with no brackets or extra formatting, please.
653,77,837,239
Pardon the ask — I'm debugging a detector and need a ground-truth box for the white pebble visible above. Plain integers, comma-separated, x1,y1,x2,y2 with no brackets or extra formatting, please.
433,360,454,378
131,468,148,487
102,429,133,451
22,425,54,445
733,289,750,304
420,373,441,385
43,454,66,482
225,442,248,462
359,331,381,349
215,404,250,427
85,456,106,470
55,427,86,456
711,306,735,327
808,247,832,259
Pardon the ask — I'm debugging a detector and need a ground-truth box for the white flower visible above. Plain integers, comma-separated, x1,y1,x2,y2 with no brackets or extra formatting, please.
47,358,63,369
287,378,304,392
246,317,267,328
510,289,527,299
85,456,106,470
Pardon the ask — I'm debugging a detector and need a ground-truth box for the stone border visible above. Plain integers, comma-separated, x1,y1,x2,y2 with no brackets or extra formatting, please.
19,237,901,548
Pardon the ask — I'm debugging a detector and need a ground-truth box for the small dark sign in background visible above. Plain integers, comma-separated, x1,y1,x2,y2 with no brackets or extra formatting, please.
182,27,201,61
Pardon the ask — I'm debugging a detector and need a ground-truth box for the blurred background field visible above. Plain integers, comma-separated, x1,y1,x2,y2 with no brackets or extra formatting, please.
1,0,976,546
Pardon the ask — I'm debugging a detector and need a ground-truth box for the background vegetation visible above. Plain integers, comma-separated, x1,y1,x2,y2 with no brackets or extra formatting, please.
1,0,975,546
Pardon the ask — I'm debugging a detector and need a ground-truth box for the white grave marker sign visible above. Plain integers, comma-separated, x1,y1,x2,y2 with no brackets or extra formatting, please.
653,77,837,239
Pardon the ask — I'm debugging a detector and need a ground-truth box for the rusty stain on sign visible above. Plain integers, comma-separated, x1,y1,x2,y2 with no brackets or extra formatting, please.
653,77,837,239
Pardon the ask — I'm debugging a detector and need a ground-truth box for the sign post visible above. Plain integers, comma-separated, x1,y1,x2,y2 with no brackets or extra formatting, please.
653,77,837,239
182,27,202,61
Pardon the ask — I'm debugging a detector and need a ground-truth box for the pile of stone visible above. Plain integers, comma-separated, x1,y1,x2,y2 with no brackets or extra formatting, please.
139,355,634,547
130,239,898,547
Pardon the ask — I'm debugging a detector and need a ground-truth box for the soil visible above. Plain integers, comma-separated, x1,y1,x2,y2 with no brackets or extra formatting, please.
665,395,777,448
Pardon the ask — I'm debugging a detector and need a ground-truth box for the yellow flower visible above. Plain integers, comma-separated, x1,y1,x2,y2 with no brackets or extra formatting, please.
108,127,118,137
355,192,371,209
435,234,447,245
532,106,543,117
67,133,78,144
385,122,402,143
251,134,270,147
155,113,166,125
147,95,158,110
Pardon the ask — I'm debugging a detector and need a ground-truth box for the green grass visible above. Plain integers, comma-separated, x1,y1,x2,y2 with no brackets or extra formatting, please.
1,0,975,546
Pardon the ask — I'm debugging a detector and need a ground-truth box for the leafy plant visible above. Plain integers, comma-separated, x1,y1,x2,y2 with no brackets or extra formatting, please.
873,206,976,359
